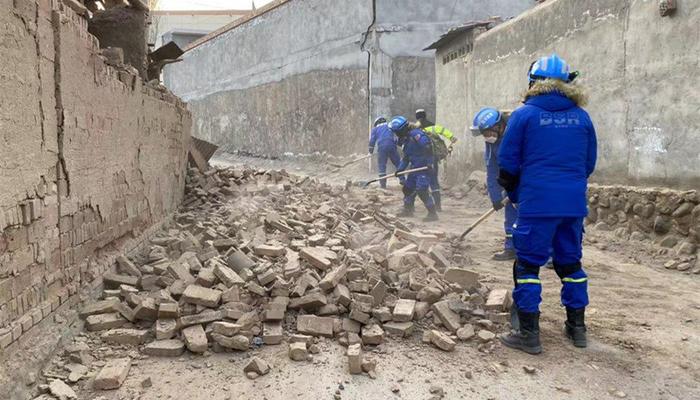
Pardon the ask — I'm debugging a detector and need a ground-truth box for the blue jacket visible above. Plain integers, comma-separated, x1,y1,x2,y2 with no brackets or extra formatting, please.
498,89,597,217
485,139,504,204
398,129,434,171
369,123,397,152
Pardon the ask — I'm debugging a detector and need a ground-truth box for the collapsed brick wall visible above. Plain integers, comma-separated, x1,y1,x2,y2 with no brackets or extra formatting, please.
0,0,190,368
586,184,699,255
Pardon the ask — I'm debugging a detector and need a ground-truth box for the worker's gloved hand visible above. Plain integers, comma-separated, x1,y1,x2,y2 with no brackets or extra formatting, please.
497,169,520,193
399,176,406,186
492,200,504,211
368,147,374,154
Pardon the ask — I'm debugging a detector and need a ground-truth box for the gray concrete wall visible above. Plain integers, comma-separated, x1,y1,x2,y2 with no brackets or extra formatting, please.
441,0,700,189
165,0,533,158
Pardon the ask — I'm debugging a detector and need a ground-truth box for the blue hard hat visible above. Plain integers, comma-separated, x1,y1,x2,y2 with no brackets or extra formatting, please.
388,116,409,133
470,107,501,136
529,53,571,83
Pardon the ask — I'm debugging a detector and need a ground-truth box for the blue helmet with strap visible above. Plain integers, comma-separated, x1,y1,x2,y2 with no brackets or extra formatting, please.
529,53,571,83
470,107,501,136
388,116,409,133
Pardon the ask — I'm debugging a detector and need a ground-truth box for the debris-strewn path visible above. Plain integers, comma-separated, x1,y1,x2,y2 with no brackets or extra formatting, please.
37,155,699,400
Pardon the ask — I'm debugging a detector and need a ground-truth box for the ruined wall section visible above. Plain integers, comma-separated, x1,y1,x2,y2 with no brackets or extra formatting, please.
0,1,191,374
445,0,700,188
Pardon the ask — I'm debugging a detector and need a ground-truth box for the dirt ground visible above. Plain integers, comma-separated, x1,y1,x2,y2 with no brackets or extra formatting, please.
58,154,699,400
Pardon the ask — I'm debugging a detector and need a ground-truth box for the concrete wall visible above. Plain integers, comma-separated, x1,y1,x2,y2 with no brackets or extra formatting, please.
0,2,190,395
165,0,533,158
440,0,700,189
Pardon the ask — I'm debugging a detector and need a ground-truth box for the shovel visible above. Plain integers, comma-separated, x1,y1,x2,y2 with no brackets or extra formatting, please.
360,166,429,188
459,198,511,240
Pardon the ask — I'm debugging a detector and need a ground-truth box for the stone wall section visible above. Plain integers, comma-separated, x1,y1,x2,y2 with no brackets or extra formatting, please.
0,0,191,363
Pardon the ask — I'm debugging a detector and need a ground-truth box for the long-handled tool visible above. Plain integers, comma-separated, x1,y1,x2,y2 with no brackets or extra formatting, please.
329,153,372,169
360,166,429,188
459,198,511,240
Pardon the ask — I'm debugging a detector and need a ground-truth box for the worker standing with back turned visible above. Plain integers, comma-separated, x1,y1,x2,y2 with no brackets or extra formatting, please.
497,54,597,355
415,109,457,212
368,117,401,189
470,107,517,261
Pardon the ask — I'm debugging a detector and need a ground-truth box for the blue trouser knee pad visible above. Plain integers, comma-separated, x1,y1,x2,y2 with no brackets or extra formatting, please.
512,262,542,313
554,262,589,309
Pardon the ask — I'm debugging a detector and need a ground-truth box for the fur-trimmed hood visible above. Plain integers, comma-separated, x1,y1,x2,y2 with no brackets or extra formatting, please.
523,79,588,107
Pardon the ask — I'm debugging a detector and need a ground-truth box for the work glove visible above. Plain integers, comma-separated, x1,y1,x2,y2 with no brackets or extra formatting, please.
497,169,520,193
368,147,374,154
492,200,504,211
398,176,406,186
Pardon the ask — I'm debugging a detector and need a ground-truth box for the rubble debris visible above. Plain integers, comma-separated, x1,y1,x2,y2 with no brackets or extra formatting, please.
48,379,77,400
66,166,509,375
244,357,271,376
94,358,131,390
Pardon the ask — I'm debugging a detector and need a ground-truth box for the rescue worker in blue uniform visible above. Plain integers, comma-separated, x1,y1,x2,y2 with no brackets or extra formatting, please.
369,117,401,189
415,109,457,212
498,54,597,354
470,108,517,261
388,116,438,222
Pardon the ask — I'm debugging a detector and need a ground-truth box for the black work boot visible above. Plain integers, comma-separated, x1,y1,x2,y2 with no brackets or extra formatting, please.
492,248,516,261
499,311,542,355
423,208,439,222
396,206,414,218
432,192,442,212
565,307,587,348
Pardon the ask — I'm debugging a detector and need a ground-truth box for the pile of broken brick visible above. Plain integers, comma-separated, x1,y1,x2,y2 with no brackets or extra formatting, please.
50,165,512,394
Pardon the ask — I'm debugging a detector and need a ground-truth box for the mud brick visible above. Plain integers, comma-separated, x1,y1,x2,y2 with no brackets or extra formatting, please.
443,268,480,289
393,299,416,322
429,248,451,270
262,303,286,321
317,304,339,316
221,303,252,320
115,302,136,322
103,272,139,289
289,334,312,344
212,321,242,336
195,268,217,288
351,300,372,314
133,297,158,321
182,325,208,353
212,333,249,350
393,229,439,245
214,263,245,287
361,324,384,345
79,298,120,318
168,280,187,297
94,357,131,390
257,269,279,286
347,344,362,374
143,339,185,357
417,286,443,304
116,255,142,277
0,328,12,349
432,300,462,332
289,292,327,311
346,267,364,281
288,341,308,361
182,285,222,308
140,275,161,291
487,312,510,324
300,247,335,271
297,315,334,337
347,280,369,293
167,261,195,283
372,307,393,323
485,289,511,312
246,281,267,296
244,357,270,375
318,264,347,291
349,307,371,325
156,319,177,340
383,321,414,337
429,330,456,352
178,310,222,327
226,249,256,273
342,318,361,333
333,284,352,307
263,322,284,345
254,244,286,257
102,329,148,345
369,281,387,307
221,286,240,303
236,310,260,330
158,302,179,319
86,313,126,331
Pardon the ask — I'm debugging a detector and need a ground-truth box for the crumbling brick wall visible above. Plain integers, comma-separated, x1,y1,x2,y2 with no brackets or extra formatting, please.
0,1,190,388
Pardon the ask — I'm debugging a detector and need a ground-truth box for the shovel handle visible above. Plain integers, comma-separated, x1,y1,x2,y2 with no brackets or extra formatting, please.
361,166,430,187
460,198,511,240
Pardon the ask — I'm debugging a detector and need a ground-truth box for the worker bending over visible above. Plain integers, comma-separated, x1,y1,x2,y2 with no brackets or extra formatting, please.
369,117,401,189
498,54,597,354
470,107,517,261
415,109,457,212
389,116,438,222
